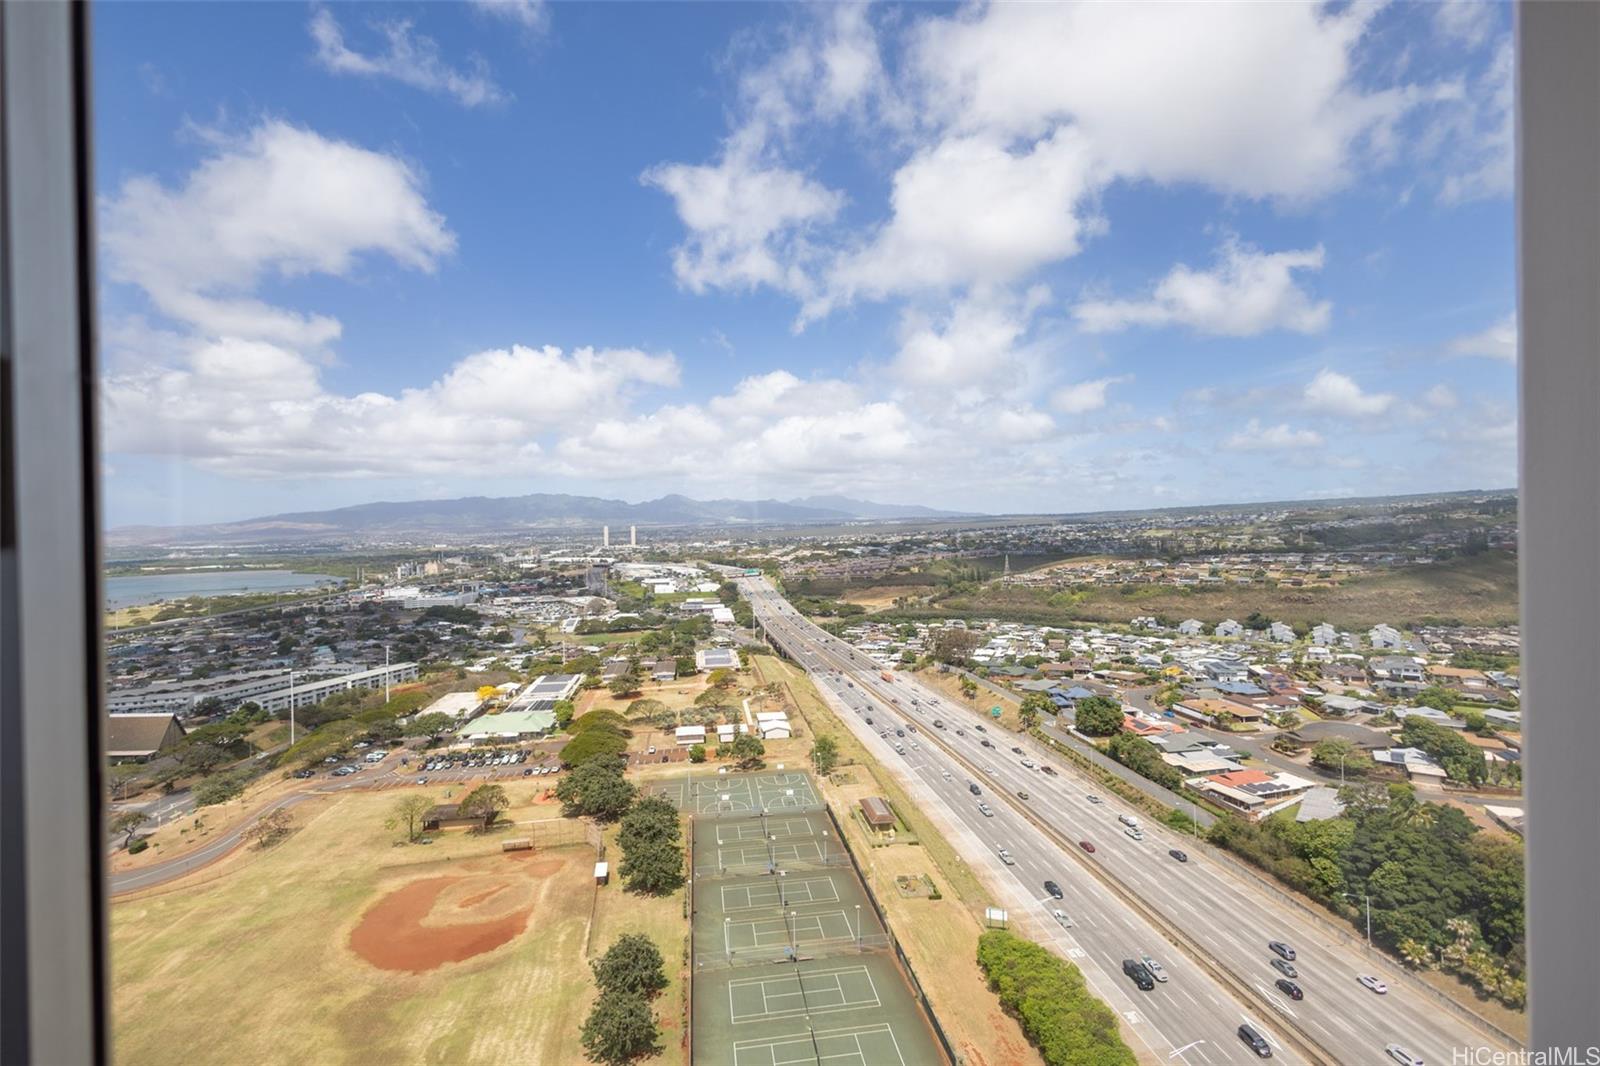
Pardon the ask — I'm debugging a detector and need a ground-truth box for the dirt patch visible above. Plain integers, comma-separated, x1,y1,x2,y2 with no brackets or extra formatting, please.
349,854,569,973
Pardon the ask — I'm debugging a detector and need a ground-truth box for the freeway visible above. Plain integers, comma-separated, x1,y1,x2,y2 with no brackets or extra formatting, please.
740,575,1513,1066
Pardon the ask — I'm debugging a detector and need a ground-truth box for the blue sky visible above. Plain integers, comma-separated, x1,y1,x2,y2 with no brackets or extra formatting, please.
94,1,1517,527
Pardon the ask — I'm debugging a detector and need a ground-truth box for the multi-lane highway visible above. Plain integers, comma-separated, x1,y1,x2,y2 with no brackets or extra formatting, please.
739,574,1512,1066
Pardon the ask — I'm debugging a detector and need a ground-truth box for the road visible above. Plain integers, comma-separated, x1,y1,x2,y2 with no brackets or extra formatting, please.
740,575,1513,1066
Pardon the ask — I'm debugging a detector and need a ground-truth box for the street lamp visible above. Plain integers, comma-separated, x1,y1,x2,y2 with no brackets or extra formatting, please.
1344,892,1372,950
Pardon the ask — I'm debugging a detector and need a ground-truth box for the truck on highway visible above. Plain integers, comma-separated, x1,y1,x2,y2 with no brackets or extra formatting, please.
880,670,894,683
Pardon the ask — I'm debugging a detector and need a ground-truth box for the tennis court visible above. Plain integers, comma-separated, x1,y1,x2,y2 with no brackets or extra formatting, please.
688,773,947,1065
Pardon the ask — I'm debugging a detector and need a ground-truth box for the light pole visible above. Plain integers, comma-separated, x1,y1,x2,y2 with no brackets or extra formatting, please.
1338,752,1346,788
1344,892,1372,950
778,869,787,909
788,909,798,958
855,904,862,950
724,917,732,962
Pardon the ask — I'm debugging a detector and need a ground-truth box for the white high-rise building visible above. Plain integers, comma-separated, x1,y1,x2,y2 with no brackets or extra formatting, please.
629,525,636,547
602,525,610,547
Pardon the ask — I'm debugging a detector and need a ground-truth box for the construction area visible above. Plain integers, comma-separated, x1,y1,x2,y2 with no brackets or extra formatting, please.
666,771,947,1066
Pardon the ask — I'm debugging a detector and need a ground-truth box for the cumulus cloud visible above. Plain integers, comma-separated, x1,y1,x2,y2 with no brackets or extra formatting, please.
1422,383,1459,409
890,286,1050,392
1302,369,1395,418
1223,419,1324,452
813,128,1101,318
642,144,843,298
310,7,506,107
1074,241,1331,336
1449,312,1517,362
1052,376,1126,415
100,120,455,346
104,342,678,479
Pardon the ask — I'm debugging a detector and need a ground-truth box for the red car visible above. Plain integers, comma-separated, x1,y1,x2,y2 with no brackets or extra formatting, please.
1078,840,1096,853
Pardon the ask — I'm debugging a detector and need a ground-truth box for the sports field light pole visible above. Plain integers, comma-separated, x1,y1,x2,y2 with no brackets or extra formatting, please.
724,917,732,963
778,869,787,909
855,904,862,950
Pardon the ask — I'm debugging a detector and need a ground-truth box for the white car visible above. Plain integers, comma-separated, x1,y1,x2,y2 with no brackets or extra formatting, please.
1052,909,1073,928
1359,974,1389,994
1385,1045,1423,1066
1138,952,1168,982
1125,827,1145,841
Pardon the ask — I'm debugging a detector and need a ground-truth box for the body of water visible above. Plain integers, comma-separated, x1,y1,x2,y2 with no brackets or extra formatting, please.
105,570,341,609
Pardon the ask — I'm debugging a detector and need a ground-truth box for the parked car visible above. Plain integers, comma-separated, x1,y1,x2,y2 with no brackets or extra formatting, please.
1359,974,1389,994
1237,1024,1272,1059
292,769,315,779
523,767,534,776
1275,979,1303,1001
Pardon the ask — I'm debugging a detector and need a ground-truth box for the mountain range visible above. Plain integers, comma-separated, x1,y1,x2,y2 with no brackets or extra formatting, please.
105,492,975,546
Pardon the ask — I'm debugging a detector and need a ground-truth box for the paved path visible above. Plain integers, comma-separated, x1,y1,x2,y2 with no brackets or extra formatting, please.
109,790,321,895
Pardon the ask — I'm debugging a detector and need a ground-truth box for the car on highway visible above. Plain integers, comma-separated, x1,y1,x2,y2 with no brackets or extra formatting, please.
975,724,986,732
1021,759,1035,769
1237,1023,1273,1059
969,782,981,795
1121,959,1155,991
1011,746,1023,754
1078,840,1095,853
955,729,965,736
1138,952,1167,982
998,848,1015,866
1358,974,1389,994
1385,1044,1424,1066
894,728,905,737
978,804,993,817
864,717,873,725
1044,880,1063,899
980,739,993,748
1016,790,1029,800
1124,827,1144,841
1040,765,1057,776
906,723,917,732
1086,795,1103,805
933,719,945,728
1270,958,1298,979
1118,813,1140,827
984,767,997,776
1168,849,1188,863
1269,940,1296,961
1052,909,1073,927
1274,978,1303,1000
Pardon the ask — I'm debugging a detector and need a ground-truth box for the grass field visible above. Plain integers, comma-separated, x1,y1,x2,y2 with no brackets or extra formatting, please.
112,786,687,1066
931,551,1518,629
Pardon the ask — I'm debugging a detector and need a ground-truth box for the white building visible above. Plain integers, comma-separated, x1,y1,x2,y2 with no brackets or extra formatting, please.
1215,619,1244,638
675,725,708,746
1369,624,1403,649
1268,621,1296,643
1311,623,1339,646
1177,619,1205,636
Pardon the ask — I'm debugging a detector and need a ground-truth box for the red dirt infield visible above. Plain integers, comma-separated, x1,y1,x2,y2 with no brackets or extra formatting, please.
348,853,569,972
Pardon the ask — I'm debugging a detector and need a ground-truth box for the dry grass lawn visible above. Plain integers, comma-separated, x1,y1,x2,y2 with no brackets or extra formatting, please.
112,784,689,1066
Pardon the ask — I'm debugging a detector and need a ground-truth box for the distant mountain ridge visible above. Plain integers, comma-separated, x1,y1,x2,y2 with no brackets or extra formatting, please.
106,492,975,546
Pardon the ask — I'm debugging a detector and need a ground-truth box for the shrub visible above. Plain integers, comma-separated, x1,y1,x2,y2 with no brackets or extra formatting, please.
976,930,1135,1066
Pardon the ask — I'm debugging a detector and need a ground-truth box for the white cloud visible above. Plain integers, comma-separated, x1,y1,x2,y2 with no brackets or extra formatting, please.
909,2,1416,201
1423,384,1459,410
814,128,1100,318
642,145,843,298
1223,419,1324,452
1051,376,1125,415
1449,312,1517,362
1074,241,1331,336
1302,369,1395,418
469,0,549,35
104,341,678,479
310,8,507,107
1437,40,1513,204
101,120,455,346
1433,0,1496,48
890,286,1049,392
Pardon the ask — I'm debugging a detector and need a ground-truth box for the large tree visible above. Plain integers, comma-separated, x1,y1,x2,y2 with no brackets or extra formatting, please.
244,807,295,849
1310,737,1368,779
555,754,638,820
592,934,669,997
617,797,684,893
1073,696,1125,737
723,733,765,770
1019,692,1053,731
810,735,839,776
459,783,511,829
929,627,981,665
109,809,147,849
581,990,657,1066
387,793,436,842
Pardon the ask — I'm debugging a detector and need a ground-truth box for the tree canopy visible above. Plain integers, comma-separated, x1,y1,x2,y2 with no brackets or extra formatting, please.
592,934,668,997
810,735,839,776
617,797,684,894
1073,696,1124,737
459,783,511,828
555,754,638,820
581,990,657,1066
976,930,1136,1066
